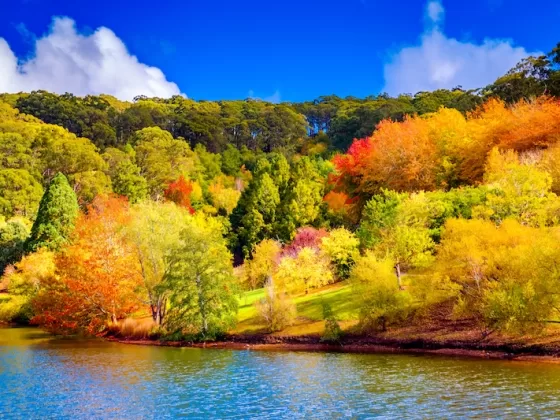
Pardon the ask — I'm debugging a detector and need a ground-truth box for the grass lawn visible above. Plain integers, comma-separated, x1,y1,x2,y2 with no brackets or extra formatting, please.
234,281,359,336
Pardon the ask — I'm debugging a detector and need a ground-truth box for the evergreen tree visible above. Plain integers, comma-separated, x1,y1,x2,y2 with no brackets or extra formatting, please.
25,173,79,252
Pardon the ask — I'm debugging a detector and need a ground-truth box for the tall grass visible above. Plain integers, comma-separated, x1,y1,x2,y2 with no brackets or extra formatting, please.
117,318,158,339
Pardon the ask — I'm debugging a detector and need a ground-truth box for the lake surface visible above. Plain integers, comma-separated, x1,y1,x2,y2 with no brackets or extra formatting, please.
1,328,560,418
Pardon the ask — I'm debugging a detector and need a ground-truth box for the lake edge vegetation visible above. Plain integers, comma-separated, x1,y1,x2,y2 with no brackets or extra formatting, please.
3,43,560,344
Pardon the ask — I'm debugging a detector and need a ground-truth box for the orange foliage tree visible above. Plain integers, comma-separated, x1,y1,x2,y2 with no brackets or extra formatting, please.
332,96,560,207
31,195,142,334
164,175,195,214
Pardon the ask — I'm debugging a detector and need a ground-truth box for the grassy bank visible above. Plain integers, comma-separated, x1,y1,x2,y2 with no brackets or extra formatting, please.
235,281,358,336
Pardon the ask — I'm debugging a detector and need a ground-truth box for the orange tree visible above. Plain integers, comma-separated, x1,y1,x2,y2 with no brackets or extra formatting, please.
32,195,142,334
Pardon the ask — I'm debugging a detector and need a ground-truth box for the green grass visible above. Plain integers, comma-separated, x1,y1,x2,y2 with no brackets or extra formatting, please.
234,281,358,335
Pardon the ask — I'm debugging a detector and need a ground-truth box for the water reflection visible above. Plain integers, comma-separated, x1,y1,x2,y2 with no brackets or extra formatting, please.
1,327,560,418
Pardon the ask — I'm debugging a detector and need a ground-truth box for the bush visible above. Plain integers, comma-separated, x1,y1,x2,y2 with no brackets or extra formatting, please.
256,284,297,332
321,302,342,343
351,252,412,333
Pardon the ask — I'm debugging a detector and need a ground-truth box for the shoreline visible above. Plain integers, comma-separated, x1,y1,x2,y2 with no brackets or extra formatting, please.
107,334,560,363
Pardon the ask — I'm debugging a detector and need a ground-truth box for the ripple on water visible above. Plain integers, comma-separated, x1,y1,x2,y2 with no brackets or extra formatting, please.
2,329,560,418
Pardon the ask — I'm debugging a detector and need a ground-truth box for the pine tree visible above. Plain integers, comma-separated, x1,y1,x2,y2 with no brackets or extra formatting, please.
25,173,79,252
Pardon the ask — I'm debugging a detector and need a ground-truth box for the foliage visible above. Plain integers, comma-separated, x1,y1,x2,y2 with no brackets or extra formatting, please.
351,252,412,332
319,228,359,279
31,196,142,334
321,302,342,343
25,173,79,252
256,282,297,333
244,239,282,290
163,215,238,339
0,217,30,275
0,249,55,323
275,247,333,295
0,169,43,218
164,176,195,213
127,201,191,325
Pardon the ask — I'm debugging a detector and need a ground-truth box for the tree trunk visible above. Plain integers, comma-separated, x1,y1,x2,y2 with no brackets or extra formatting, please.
196,274,208,337
395,263,404,290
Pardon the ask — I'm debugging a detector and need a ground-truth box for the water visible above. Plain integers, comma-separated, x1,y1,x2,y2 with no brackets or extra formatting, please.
1,328,560,418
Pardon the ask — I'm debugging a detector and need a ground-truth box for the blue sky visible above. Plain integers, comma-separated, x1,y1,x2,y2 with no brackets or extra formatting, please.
1,0,559,101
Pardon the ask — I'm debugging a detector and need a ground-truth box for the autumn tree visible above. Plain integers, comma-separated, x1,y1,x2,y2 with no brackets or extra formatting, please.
164,175,195,213
0,217,30,275
32,195,142,334
244,239,282,290
275,247,333,294
103,147,148,204
0,249,55,323
375,225,434,290
351,252,412,332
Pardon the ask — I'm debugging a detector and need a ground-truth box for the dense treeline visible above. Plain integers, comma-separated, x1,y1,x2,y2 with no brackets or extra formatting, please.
2,43,560,340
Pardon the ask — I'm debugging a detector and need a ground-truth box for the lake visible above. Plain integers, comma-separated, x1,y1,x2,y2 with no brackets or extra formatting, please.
1,327,560,418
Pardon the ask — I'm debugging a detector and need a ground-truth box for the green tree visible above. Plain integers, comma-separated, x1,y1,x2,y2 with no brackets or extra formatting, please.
134,127,200,198
103,147,147,203
127,202,191,325
319,228,359,280
0,217,30,275
25,173,79,252
0,169,43,218
164,216,238,339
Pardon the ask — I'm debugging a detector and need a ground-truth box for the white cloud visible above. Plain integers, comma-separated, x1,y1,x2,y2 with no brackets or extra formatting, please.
426,0,444,26
383,0,541,95
0,17,182,100
248,89,282,103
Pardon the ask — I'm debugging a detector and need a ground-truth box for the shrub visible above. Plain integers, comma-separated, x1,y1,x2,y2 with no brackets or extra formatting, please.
321,302,342,343
256,283,297,332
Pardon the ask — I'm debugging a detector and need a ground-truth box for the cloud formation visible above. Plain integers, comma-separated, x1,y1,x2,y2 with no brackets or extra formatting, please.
0,17,182,100
248,89,282,104
383,0,540,95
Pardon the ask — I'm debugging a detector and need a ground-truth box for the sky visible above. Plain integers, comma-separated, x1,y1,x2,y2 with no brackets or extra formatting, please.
0,0,559,102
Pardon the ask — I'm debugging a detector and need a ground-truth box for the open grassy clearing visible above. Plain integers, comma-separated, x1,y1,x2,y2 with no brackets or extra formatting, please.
234,281,359,336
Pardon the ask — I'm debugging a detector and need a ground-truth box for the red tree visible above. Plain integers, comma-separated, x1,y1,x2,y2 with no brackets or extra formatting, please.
164,175,195,214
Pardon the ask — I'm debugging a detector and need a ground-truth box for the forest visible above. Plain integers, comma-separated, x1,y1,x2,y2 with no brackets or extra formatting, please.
1,42,560,341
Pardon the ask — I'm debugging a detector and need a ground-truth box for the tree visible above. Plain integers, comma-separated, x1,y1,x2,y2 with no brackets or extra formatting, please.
163,216,238,339
244,239,282,289
0,217,30,275
351,252,411,332
473,148,556,227
357,190,404,249
376,225,434,290
435,218,560,332
164,176,195,213
256,282,296,333
103,147,147,204
127,202,190,325
275,247,333,294
31,195,142,334
0,169,43,218
69,170,113,205
319,228,359,280
25,173,79,252
134,127,200,198
208,180,241,215
0,249,55,323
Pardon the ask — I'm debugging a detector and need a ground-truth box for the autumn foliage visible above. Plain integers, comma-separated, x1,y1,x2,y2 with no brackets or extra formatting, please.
164,175,195,214
31,195,142,334
332,97,560,208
